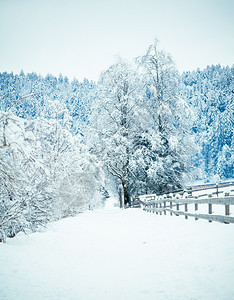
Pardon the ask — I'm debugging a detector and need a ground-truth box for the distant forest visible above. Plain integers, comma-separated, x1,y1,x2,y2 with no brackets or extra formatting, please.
1,64,232,181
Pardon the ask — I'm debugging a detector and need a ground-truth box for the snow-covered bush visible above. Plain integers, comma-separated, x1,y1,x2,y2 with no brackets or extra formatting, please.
0,103,105,242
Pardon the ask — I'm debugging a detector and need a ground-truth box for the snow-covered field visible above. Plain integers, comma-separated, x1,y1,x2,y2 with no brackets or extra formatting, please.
1,199,234,300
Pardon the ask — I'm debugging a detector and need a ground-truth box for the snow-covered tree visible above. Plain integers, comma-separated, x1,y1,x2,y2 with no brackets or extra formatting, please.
88,58,147,206
29,98,105,218
136,40,197,193
0,111,52,242
0,94,105,242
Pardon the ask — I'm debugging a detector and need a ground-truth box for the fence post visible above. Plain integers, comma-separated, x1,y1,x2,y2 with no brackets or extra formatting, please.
225,205,230,216
170,202,172,216
194,203,198,220
176,203,179,216
216,183,219,197
208,203,212,222
185,203,188,219
225,204,230,224
156,203,158,215
164,201,166,215
160,203,162,215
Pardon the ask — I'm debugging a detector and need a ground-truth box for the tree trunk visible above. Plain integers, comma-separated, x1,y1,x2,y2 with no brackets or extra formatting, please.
122,181,130,207
118,185,123,208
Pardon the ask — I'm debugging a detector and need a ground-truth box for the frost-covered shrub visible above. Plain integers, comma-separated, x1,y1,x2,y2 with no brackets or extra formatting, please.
0,106,105,242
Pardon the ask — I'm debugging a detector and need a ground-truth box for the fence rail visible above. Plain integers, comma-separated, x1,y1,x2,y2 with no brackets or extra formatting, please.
134,182,234,224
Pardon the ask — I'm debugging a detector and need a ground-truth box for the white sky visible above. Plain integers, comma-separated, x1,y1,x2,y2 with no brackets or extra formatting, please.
0,0,233,81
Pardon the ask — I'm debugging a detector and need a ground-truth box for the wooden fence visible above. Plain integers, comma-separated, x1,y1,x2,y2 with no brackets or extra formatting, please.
134,182,234,224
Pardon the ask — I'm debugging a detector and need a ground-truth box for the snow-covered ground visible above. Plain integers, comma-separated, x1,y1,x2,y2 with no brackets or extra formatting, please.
1,198,234,300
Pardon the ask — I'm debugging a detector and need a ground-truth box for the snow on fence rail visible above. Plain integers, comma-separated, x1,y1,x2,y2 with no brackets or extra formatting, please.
135,182,234,224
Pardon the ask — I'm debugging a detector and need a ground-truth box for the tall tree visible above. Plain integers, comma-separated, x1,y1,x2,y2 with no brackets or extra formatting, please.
137,40,196,193
88,58,146,206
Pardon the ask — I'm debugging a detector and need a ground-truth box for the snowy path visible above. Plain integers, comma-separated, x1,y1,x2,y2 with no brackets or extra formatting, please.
1,202,234,300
